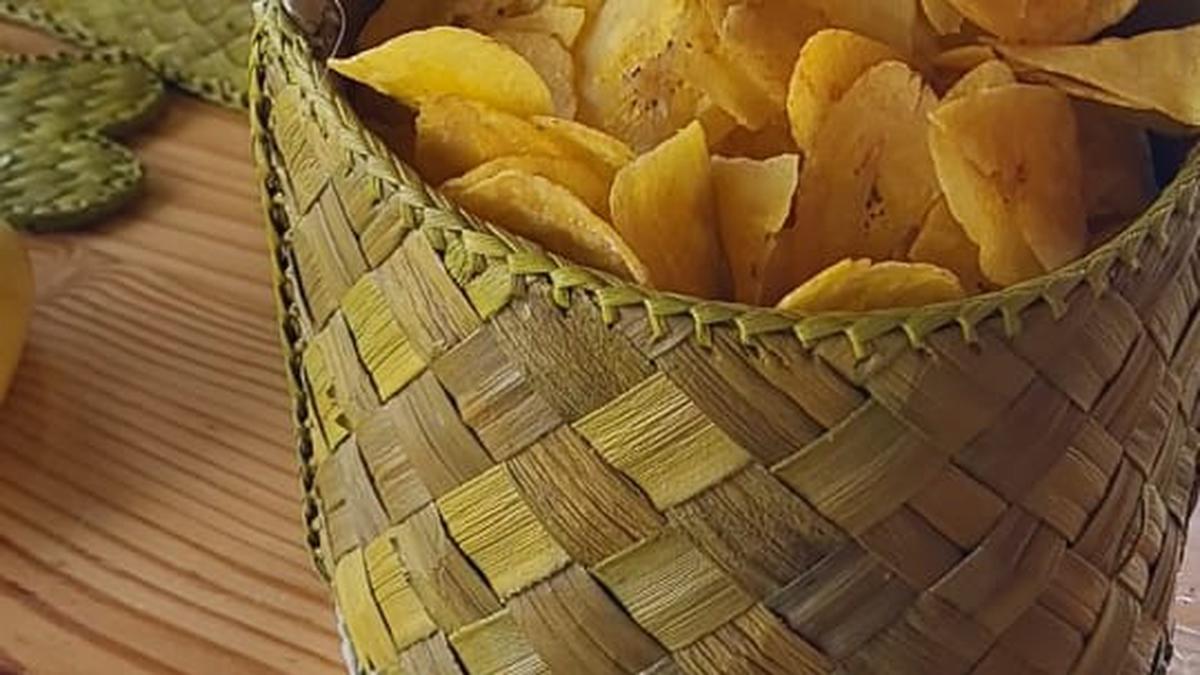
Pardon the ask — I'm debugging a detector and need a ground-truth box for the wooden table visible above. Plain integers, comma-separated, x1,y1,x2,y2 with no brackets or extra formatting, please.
0,23,343,675
4,18,1200,675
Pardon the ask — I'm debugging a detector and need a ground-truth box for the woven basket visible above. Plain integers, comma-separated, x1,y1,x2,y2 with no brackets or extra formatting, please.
251,2,1200,672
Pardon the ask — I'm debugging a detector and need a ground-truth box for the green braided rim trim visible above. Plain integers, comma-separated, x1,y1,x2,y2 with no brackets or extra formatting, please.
0,0,249,108
1,135,144,233
0,50,163,232
0,49,166,136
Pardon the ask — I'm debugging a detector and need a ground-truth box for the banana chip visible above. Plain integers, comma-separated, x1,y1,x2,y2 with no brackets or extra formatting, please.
922,0,965,35
944,0,1139,43
714,118,799,160
767,61,941,303
349,0,1185,312
703,0,827,112
491,29,578,118
929,84,1087,286
610,121,731,297
712,154,801,303
786,29,902,155
819,0,930,56
908,199,988,293
777,259,965,312
446,169,649,281
999,26,1200,126
416,96,569,182
944,60,1017,101
530,116,636,182
575,0,708,150
443,155,610,217
491,5,588,46
331,27,554,117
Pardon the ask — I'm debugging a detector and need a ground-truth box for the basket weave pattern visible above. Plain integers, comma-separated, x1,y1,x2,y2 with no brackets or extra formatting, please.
252,3,1200,672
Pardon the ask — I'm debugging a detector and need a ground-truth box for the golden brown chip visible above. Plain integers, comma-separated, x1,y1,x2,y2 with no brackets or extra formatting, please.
443,155,611,217
1074,102,1156,223
491,5,588,46
932,44,998,73
944,59,1017,101
777,259,966,313
610,121,731,297
908,199,989,293
819,0,931,56
713,118,799,160
700,0,827,113
491,29,577,118
929,84,1087,286
944,0,1139,43
711,154,801,303
530,116,636,182
575,0,709,151
921,0,965,35
786,29,903,155
415,96,570,182
446,169,648,281
766,61,941,304
331,27,555,117
999,27,1200,126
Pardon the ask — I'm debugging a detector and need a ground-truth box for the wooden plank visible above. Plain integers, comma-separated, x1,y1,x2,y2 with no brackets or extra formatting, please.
0,22,341,675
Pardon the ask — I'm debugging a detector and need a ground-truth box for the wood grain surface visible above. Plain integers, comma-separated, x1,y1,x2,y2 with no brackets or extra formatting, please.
0,23,343,675
4,16,1200,675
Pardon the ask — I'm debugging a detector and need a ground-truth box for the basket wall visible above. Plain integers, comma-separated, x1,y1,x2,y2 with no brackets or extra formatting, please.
251,2,1200,673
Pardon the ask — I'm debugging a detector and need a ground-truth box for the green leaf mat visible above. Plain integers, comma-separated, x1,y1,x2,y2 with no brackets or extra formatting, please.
0,51,165,232
0,0,252,107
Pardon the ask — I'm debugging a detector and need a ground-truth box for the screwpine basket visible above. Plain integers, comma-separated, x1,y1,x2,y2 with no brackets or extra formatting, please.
251,1,1200,672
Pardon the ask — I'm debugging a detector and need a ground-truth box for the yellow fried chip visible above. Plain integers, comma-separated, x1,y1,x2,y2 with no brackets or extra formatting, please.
932,44,998,72
766,61,941,303
701,0,827,114
415,96,569,182
610,121,731,297
575,0,709,150
331,27,554,117
944,60,1017,101
356,0,591,49
678,42,780,132
713,118,799,160
1074,102,1156,223
786,29,902,155
443,155,610,217
530,116,636,182
999,26,1200,126
491,5,588,46
491,29,577,118
908,199,988,293
711,154,801,303
922,0,965,35
929,84,1087,286
819,0,931,56
944,0,1139,43
777,259,965,313
446,169,648,281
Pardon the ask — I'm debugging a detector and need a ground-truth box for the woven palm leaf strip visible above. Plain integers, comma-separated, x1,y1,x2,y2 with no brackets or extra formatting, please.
252,1,1200,672
0,50,164,231
0,0,251,108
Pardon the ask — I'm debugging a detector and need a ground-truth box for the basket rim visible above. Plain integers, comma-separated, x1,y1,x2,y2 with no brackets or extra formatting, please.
255,0,1200,356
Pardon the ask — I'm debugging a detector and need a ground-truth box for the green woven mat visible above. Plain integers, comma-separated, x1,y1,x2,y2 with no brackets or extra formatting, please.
0,51,165,232
0,0,251,107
